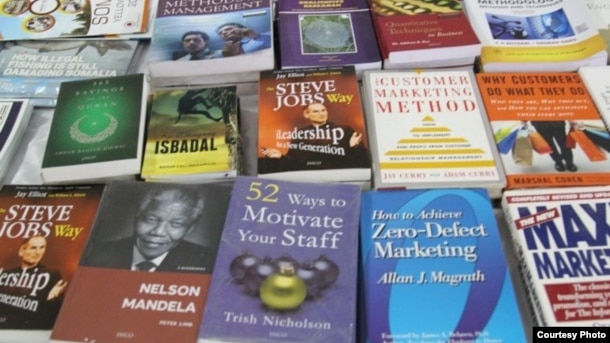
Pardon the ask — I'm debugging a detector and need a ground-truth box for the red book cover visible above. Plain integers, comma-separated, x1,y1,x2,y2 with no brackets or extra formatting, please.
50,181,233,343
0,184,105,341
369,0,480,68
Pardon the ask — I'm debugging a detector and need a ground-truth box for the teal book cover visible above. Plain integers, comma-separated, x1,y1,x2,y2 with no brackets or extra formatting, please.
359,188,526,343
42,74,146,182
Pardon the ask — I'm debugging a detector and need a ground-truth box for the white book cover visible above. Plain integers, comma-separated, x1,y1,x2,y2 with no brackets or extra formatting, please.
502,186,610,326
583,0,610,30
579,66,610,128
464,0,608,71
361,69,506,196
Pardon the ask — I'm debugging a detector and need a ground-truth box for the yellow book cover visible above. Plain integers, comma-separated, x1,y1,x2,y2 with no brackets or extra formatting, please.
141,86,241,182
464,0,608,71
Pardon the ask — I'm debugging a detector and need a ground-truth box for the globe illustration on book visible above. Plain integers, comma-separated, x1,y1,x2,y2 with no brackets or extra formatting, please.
301,16,353,52
69,113,118,143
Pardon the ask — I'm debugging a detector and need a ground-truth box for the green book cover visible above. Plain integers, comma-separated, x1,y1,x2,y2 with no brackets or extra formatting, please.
42,74,145,170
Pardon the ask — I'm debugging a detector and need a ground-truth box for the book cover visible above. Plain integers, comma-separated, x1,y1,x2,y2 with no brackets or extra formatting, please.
360,69,506,197
40,73,148,184
578,66,610,126
257,66,371,184
276,0,381,77
148,0,274,87
0,0,150,40
502,186,610,326
141,85,241,182
0,184,105,342
360,188,527,343
0,99,33,182
369,0,480,69
50,180,234,343
198,176,361,343
583,0,610,63
0,39,143,107
475,71,610,190
463,0,608,72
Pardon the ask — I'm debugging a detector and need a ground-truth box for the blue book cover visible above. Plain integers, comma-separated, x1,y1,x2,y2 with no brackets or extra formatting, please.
198,176,361,343
360,188,526,343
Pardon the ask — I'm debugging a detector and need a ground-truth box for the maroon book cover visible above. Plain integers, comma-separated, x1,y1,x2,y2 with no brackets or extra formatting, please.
50,181,233,343
369,0,480,66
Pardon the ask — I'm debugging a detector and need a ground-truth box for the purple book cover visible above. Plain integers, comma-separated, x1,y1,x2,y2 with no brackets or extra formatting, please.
277,0,381,69
198,176,361,343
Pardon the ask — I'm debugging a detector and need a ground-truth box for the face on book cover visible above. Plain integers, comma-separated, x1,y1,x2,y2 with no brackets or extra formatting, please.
134,195,198,259
182,32,208,55
19,236,47,268
303,102,328,126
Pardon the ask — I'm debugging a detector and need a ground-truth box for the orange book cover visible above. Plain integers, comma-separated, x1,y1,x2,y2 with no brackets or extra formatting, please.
476,71,610,189
257,66,370,183
0,184,104,340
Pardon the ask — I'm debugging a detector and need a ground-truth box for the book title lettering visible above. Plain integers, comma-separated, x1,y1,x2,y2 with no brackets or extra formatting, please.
371,74,477,114
238,191,349,249
516,202,610,280
0,268,52,301
121,283,201,313
367,209,487,262
476,0,561,9
0,205,77,239
3,54,118,78
273,79,348,111
162,0,265,15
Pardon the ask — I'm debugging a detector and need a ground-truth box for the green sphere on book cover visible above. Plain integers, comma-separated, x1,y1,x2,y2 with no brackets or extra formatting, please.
42,74,145,168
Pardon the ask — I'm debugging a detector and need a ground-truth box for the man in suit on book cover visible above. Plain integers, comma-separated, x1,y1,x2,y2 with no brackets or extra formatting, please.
172,30,221,61
260,102,369,171
0,236,66,329
81,186,216,274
